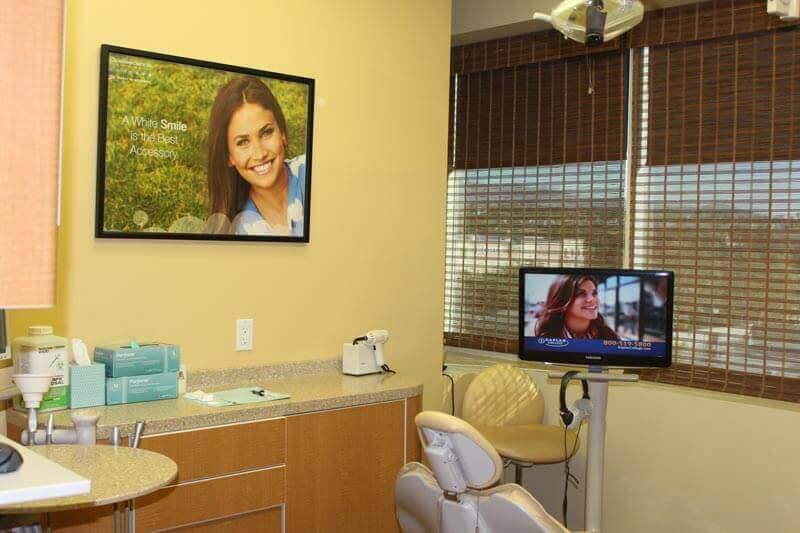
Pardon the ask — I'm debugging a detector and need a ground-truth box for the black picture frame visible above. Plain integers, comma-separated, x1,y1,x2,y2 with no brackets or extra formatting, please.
96,44,315,243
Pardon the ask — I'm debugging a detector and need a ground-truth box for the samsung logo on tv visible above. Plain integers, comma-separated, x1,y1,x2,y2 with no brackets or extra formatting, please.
538,338,570,348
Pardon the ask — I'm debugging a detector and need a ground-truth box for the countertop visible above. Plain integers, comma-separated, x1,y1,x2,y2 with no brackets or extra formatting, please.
7,358,422,439
0,444,177,513
0,435,90,507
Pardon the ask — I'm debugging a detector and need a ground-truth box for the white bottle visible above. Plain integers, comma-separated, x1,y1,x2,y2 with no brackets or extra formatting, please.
13,325,70,411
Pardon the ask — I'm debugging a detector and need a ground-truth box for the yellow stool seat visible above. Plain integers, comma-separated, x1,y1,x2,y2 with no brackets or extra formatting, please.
461,364,579,485
476,424,579,464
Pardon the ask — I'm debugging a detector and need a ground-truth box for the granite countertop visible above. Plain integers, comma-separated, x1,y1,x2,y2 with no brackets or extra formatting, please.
7,358,422,439
0,445,177,513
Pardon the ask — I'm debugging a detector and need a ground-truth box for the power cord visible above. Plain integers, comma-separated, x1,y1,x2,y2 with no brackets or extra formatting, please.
562,420,584,528
442,364,455,415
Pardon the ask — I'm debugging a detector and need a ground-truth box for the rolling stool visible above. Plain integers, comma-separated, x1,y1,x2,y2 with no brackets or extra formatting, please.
460,364,578,485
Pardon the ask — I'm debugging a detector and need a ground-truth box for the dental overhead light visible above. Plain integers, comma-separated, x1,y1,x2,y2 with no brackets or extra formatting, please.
534,0,644,46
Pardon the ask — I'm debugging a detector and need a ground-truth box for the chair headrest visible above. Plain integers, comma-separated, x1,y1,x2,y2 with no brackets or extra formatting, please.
415,411,503,490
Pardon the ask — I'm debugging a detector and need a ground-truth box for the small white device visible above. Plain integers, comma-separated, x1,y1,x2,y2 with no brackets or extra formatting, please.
342,329,392,376
534,0,644,46
769,0,799,19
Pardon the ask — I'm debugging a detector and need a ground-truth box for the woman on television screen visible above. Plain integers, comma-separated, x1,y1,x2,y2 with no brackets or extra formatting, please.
534,274,619,340
207,76,305,236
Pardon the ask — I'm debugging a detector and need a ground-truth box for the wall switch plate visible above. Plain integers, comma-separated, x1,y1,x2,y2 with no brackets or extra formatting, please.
236,318,253,351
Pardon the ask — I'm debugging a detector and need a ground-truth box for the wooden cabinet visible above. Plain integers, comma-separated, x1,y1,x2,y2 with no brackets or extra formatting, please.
286,401,405,532
37,395,422,532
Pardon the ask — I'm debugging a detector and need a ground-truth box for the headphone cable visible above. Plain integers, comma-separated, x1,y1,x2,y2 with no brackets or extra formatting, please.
442,364,455,415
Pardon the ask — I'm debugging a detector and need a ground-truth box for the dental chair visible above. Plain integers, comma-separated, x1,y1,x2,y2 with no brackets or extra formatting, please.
395,411,568,533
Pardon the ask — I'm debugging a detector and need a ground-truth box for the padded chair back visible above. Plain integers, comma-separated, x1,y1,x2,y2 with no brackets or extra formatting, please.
461,364,544,427
395,410,569,533
416,411,503,490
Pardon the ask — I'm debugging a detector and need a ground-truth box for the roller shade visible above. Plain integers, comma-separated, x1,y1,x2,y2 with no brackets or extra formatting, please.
445,48,628,353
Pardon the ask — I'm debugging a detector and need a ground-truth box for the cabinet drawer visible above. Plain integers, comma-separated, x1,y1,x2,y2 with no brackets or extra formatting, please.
170,506,282,532
135,466,285,532
140,418,285,482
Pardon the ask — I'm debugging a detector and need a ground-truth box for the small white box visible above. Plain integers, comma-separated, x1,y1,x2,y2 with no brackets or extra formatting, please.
342,343,381,376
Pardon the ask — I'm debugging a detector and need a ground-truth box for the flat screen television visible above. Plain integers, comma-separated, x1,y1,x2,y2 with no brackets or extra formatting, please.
519,267,674,367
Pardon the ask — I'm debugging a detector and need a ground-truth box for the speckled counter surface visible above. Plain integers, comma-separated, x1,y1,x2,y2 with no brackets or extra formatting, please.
0,445,177,513
8,358,422,439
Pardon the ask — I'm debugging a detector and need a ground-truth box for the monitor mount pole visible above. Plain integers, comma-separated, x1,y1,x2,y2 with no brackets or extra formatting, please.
548,367,638,533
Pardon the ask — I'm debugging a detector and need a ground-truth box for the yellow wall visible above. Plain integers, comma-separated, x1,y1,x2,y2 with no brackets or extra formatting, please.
603,380,800,532
446,360,800,533
11,0,451,407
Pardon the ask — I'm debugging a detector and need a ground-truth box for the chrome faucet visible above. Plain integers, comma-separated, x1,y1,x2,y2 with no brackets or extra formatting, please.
21,411,100,445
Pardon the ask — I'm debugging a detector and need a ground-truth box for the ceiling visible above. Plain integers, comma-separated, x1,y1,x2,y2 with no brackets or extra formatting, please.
452,0,710,45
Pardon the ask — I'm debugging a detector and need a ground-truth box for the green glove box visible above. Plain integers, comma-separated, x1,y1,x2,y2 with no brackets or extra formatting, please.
106,372,178,405
94,342,180,378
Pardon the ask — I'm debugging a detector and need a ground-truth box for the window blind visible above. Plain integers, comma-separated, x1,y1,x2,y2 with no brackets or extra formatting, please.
445,0,800,403
0,0,63,307
445,49,628,353
631,27,800,401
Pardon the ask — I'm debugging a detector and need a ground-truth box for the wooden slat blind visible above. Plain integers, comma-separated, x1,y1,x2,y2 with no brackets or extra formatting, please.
631,27,800,401
446,0,800,403
452,29,622,76
452,53,627,169
445,49,627,353
629,0,798,48
647,30,798,165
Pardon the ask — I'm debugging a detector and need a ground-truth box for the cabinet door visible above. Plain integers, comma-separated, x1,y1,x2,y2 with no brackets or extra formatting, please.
406,395,422,463
45,506,115,533
286,400,405,533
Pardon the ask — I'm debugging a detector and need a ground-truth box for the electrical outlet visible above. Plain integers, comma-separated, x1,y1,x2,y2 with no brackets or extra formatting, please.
236,318,253,351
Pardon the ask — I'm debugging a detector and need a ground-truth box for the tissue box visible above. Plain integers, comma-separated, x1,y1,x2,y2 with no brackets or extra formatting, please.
69,363,106,409
106,372,178,405
94,342,180,378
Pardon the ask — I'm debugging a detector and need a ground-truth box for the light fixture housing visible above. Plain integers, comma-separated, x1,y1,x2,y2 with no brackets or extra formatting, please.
534,0,645,46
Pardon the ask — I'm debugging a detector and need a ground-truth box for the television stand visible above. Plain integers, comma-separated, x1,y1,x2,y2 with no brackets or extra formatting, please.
548,367,638,533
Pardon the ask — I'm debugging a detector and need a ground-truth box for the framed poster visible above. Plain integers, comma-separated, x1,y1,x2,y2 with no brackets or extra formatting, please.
96,45,314,242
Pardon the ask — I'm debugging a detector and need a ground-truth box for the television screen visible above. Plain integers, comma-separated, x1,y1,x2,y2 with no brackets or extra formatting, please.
519,267,674,367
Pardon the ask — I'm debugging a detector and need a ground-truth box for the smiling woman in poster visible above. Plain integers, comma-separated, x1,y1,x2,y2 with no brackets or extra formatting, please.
207,76,305,236
534,274,619,340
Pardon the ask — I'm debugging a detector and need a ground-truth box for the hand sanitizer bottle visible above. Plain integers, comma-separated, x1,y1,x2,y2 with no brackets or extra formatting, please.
13,325,70,411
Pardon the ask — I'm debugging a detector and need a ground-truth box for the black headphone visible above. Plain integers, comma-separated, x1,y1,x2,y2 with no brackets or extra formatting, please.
559,370,590,427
